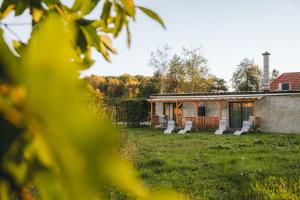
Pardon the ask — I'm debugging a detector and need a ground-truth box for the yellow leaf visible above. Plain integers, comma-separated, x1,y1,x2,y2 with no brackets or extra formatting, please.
32,8,44,23
0,5,15,20
121,0,135,16
100,34,117,54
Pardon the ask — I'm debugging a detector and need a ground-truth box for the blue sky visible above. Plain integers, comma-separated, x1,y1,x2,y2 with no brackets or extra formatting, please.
2,0,300,83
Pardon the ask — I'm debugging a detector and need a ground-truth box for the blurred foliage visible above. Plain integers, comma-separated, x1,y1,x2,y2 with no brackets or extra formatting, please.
0,1,188,200
0,0,165,66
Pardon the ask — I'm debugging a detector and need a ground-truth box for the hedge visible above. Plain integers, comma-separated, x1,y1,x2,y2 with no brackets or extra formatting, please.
108,98,150,127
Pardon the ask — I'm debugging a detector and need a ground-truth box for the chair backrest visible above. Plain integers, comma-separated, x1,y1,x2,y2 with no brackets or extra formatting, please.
219,119,227,130
167,120,175,129
185,121,193,130
249,116,254,126
241,121,251,132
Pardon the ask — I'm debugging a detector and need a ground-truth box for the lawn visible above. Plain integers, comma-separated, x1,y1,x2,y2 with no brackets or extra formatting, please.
124,128,300,200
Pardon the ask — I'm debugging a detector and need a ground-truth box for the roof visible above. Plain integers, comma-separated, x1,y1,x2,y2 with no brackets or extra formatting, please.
148,90,300,102
150,90,300,97
270,72,300,91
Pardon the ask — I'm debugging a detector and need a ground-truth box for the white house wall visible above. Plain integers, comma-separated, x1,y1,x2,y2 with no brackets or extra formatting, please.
183,103,197,116
182,102,227,117
155,102,164,116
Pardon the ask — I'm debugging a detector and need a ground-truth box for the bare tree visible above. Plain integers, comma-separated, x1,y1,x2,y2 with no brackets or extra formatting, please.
148,44,171,93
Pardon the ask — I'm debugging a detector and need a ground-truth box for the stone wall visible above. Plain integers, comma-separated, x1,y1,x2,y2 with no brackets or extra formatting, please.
256,95,300,134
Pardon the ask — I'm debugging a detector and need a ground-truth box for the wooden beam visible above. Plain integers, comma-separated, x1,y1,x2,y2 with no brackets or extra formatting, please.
195,101,199,116
175,102,179,125
219,100,223,118
150,102,153,126
253,100,256,127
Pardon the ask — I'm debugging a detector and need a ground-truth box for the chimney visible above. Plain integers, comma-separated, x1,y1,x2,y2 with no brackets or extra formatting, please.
262,52,271,91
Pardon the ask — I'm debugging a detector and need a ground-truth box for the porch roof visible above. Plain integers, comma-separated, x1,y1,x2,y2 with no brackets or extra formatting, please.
148,90,300,102
148,96,263,102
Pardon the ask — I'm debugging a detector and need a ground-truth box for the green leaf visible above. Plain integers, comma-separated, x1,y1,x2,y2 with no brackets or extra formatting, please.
80,24,100,50
0,0,15,13
101,0,113,25
15,0,29,16
125,20,131,47
72,0,100,16
113,4,124,37
137,6,165,29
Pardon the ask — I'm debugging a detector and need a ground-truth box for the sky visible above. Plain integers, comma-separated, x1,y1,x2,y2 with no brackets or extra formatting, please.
2,0,300,84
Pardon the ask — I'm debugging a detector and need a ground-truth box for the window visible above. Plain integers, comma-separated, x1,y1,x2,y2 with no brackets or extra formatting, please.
281,83,290,91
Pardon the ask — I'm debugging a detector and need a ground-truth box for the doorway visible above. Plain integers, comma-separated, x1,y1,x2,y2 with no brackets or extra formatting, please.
163,103,176,121
229,102,254,128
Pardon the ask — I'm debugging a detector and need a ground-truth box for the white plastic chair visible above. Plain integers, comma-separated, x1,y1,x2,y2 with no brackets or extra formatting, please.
215,119,227,135
233,121,251,136
178,121,193,134
164,120,175,134
249,116,254,126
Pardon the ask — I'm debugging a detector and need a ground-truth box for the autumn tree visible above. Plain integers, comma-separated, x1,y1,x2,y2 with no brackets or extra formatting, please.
231,58,262,91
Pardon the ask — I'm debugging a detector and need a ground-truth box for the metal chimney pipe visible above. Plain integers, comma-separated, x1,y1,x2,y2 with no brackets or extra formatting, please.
262,52,271,91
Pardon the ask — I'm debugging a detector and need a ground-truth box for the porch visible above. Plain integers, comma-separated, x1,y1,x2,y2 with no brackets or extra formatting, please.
149,95,261,130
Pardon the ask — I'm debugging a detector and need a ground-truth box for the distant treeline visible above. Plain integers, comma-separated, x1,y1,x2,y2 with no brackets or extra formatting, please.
84,73,228,99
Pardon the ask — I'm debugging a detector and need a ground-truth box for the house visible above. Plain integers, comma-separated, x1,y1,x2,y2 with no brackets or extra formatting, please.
148,52,300,134
270,72,300,91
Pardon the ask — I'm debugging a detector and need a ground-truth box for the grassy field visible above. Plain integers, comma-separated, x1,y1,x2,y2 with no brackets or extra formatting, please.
124,128,300,200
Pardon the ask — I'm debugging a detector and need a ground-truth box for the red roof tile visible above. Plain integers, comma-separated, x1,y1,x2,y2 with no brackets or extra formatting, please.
270,72,300,91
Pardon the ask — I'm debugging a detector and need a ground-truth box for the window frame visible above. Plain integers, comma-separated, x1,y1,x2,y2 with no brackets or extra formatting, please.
280,82,291,91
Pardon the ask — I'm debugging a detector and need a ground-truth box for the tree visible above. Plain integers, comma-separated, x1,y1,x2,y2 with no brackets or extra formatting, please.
148,44,170,93
231,58,262,91
148,46,227,94
138,76,160,97
181,48,209,92
165,54,185,93
271,69,280,81
207,76,228,92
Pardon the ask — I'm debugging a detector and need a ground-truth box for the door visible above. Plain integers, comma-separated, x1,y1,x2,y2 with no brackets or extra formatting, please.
163,103,175,120
229,102,254,128
229,102,242,128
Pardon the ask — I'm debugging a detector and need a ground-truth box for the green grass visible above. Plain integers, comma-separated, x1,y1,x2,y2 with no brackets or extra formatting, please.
124,128,300,200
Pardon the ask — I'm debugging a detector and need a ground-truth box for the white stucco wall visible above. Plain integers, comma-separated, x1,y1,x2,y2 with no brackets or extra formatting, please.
256,95,300,134
221,101,229,119
183,102,197,116
182,102,226,117
155,102,163,116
